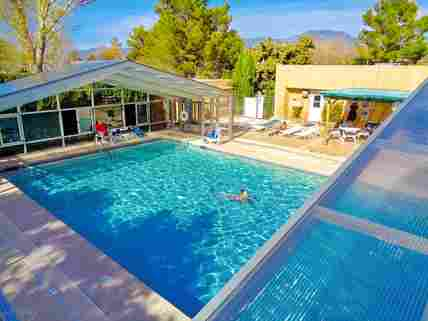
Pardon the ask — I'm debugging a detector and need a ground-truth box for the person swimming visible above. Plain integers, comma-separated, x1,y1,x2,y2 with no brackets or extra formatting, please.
223,189,250,203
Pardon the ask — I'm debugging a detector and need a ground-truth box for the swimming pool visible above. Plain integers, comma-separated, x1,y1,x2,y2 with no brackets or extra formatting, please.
9,140,325,316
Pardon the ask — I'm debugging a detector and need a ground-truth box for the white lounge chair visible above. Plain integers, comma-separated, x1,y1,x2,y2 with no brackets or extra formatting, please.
294,126,320,139
251,118,282,131
278,126,304,136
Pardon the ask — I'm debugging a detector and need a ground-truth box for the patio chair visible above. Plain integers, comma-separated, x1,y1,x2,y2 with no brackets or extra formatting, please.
204,127,223,144
339,129,359,144
294,126,320,139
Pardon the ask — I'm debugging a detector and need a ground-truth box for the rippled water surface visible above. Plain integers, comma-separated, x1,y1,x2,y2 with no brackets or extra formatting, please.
10,140,325,316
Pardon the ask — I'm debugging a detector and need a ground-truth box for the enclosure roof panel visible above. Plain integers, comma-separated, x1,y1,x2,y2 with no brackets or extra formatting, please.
0,60,226,110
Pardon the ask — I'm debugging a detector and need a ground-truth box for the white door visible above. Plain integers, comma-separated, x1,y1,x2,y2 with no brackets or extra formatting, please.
308,94,324,122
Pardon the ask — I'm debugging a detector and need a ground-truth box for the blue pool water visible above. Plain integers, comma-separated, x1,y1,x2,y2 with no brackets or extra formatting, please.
9,140,325,316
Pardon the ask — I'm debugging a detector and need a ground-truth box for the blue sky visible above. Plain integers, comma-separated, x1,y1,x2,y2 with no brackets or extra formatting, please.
69,0,428,49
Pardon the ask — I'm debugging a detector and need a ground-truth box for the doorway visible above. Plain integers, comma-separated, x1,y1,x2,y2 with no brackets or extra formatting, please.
308,94,324,122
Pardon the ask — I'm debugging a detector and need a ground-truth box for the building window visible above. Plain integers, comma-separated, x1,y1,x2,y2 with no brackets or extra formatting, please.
313,95,322,108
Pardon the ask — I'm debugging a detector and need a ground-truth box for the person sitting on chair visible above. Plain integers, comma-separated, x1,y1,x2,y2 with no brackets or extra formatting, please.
96,121,108,137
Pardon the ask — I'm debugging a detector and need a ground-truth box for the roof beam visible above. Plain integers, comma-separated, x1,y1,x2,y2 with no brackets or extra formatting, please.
315,206,428,255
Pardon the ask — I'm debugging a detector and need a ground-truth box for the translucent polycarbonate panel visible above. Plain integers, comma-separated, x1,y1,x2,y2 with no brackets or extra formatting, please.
321,83,428,238
150,100,166,123
59,88,92,109
94,105,123,128
77,108,93,132
137,103,148,124
123,88,147,103
93,88,122,105
0,107,17,114
21,96,58,112
232,220,428,321
0,61,121,97
0,118,20,144
22,112,61,141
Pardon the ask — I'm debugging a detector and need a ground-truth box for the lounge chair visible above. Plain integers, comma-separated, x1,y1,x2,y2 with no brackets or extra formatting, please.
294,126,320,139
204,128,222,144
131,127,145,138
278,126,304,136
250,118,282,131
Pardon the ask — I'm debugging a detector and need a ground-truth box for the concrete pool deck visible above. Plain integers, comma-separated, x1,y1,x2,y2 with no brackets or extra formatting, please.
0,131,345,320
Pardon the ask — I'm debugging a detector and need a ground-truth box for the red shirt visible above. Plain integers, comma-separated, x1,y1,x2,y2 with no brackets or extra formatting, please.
96,123,107,136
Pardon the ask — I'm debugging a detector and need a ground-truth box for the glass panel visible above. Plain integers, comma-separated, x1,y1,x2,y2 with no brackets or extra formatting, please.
94,106,123,128
22,96,58,112
93,88,122,105
22,112,61,141
59,88,92,109
0,145,24,157
123,89,147,103
124,104,137,127
61,110,79,136
0,118,20,144
150,100,166,123
137,104,148,124
27,139,63,152
78,108,93,132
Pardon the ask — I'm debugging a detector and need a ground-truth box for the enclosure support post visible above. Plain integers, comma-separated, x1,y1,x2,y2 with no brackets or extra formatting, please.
16,105,27,153
91,85,95,134
56,95,66,148
228,95,234,141
121,89,126,128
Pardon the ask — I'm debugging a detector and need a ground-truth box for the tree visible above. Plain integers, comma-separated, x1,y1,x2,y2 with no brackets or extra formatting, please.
0,0,94,73
66,49,81,63
232,49,256,113
127,0,243,78
252,37,314,93
87,52,97,61
99,37,124,60
0,38,23,73
359,0,428,64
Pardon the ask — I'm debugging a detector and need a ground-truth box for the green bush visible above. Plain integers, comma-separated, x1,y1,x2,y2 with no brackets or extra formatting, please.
292,106,303,119
321,100,344,124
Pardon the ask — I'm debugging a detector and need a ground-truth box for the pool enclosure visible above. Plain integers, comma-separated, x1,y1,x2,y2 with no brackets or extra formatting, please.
195,79,428,320
0,60,231,154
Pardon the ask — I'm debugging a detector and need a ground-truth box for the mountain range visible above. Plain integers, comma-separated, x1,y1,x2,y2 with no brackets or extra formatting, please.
244,30,356,48
78,30,356,58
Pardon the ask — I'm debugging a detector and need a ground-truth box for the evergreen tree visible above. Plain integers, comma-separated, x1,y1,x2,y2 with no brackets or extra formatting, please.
127,0,243,78
253,37,314,93
359,0,428,64
232,50,256,113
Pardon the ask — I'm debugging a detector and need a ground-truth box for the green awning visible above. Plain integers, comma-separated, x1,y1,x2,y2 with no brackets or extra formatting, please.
320,88,410,102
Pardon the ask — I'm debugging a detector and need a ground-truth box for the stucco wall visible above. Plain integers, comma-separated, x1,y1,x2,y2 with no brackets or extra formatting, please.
274,64,428,119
